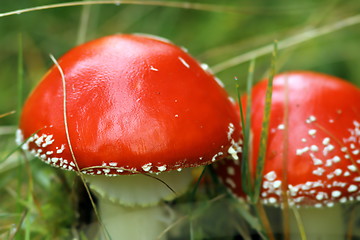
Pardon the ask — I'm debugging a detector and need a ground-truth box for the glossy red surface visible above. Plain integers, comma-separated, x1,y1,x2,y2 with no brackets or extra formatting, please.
19,34,241,175
215,71,360,206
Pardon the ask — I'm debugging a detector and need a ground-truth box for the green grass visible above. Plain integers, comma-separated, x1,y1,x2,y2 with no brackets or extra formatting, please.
1,0,360,239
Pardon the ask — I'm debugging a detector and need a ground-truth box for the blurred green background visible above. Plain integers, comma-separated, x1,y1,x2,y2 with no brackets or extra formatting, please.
0,0,359,239
1,0,360,126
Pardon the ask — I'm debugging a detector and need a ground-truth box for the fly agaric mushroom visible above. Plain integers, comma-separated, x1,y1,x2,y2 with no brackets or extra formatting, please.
16,34,242,239
215,71,360,239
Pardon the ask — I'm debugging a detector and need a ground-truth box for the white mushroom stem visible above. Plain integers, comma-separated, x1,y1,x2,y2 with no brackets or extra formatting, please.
98,200,173,240
84,168,193,240
290,204,345,240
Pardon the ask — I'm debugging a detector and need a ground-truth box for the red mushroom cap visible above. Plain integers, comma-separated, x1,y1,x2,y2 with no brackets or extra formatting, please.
17,34,241,176
215,71,360,207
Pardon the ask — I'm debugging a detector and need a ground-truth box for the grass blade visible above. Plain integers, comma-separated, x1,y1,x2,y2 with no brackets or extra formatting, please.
49,54,112,240
189,166,207,202
238,59,256,197
252,41,277,203
0,111,16,119
291,207,307,240
212,14,360,73
17,33,24,124
255,201,275,240
7,210,28,240
281,75,290,240
0,1,268,18
76,3,92,45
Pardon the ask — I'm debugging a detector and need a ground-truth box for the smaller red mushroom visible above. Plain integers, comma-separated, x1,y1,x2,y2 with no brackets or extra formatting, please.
215,71,360,239
17,34,242,239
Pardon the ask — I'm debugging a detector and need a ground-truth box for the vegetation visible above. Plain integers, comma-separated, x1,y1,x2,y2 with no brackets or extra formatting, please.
0,0,359,239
